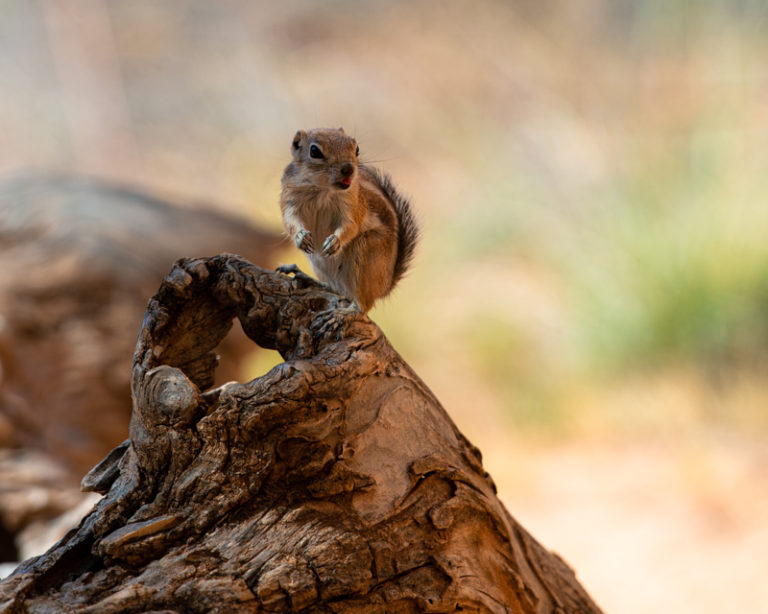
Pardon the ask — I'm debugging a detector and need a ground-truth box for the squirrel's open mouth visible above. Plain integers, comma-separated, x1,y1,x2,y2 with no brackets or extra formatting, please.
336,179,352,190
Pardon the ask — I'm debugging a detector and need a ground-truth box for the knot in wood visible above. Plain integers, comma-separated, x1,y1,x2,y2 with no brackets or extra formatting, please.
140,365,200,428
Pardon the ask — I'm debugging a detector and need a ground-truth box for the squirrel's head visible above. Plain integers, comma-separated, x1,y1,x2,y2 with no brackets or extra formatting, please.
287,127,359,191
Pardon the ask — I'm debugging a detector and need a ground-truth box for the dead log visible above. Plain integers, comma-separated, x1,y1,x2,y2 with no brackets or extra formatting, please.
0,254,603,613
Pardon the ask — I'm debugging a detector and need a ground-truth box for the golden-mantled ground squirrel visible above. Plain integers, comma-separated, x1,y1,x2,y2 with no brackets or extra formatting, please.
279,127,419,312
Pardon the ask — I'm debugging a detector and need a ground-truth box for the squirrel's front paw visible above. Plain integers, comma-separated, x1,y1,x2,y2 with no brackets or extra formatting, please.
295,229,313,253
322,234,340,257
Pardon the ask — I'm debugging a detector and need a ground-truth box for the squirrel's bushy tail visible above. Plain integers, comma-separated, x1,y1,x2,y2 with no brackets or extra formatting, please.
364,165,420,286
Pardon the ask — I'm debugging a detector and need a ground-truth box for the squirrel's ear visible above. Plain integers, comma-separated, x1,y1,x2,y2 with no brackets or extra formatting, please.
338,126,345,133
292,130,305,151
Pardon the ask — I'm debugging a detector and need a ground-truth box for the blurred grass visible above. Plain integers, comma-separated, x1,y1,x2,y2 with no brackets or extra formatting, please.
373,0,768,437
560,125,768,372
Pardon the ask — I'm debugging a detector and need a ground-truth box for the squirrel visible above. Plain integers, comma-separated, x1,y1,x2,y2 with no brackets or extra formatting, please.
279,127,419,313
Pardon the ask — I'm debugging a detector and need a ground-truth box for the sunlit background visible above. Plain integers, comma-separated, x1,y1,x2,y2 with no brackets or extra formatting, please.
2,1,768,611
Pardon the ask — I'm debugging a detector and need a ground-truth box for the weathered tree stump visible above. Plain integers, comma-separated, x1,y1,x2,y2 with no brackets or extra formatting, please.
0,254,602,613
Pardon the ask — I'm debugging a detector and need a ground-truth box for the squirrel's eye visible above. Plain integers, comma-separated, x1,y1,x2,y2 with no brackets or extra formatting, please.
355,145,359,157
309,145,324,159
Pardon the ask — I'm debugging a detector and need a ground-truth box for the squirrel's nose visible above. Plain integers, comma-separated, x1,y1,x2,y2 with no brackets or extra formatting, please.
340,163,354,177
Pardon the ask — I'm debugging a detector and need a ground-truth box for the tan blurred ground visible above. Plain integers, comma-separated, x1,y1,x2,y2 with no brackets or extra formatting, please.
1,1,767,611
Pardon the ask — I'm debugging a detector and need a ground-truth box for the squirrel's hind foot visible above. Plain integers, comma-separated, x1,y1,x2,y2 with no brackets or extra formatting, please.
313,304,363,339
276,263,318,287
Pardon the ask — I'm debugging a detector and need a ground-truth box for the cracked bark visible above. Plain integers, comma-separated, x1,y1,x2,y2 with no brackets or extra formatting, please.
0,254,603,613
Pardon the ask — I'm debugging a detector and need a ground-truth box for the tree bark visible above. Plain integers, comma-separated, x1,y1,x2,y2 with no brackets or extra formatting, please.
0,254,603,613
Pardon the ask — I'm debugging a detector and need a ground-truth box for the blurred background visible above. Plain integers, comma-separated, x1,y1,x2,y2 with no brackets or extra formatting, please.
1,0,767,611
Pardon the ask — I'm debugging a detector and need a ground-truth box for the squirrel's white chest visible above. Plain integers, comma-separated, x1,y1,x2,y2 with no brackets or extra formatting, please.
298,192,350,237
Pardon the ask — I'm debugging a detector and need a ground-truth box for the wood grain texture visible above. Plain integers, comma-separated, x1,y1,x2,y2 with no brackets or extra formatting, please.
0,255,603,613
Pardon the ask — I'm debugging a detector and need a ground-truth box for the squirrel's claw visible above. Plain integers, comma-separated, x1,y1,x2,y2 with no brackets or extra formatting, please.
314,304,360,339
276,263,301,275
295,229,313,254
322,234,340,257
276,263,317,287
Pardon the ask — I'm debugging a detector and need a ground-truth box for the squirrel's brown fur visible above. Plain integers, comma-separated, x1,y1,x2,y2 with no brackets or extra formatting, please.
280,127,418,312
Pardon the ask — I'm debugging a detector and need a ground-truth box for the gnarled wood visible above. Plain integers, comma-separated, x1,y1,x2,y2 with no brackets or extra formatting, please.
0,254,602,613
